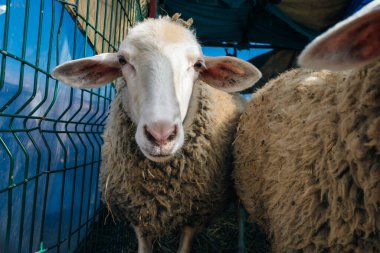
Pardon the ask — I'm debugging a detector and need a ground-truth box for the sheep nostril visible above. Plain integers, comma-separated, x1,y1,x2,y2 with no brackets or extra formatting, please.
144,123,178,146
144,125,156,144
167,125,177,141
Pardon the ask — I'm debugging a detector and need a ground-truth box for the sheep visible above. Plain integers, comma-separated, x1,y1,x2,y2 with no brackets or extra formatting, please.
52,15,261,253
234,1,380,252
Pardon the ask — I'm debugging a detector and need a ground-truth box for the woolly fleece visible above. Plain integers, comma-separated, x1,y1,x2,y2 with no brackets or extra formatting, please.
234,62,380,252
101,80,245,239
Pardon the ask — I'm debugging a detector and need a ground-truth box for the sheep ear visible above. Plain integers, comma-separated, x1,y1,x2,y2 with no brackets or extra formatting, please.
298,1,380,71
199,56,262,93
52,53,122,88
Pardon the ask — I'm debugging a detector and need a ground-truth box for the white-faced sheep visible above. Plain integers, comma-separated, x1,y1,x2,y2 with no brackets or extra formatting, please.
234,1,380,252
52,16,261,253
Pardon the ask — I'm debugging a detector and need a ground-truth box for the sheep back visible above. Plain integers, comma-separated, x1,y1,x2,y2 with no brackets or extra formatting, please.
101,81,244,238
234,63,380,252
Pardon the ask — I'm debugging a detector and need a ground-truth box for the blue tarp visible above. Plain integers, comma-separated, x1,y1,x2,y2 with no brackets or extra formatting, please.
164,0,310,49
164,0,375,50
0,1,112,252
345,0,373,16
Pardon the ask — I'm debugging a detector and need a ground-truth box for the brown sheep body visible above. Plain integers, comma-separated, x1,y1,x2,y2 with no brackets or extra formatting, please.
234,2,380,252
235,64,380,252
101,81,245,238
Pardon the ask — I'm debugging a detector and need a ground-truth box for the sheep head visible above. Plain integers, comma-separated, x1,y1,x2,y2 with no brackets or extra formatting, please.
52,16,261,163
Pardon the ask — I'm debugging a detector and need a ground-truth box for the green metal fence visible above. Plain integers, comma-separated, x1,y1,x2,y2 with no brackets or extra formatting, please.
0,1,147,252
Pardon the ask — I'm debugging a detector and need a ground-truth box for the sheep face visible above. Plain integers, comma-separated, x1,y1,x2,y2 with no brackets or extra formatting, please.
52,18,261,163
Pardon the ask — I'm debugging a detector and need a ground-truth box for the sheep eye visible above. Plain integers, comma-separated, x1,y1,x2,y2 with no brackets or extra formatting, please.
118,55,127,65
194,60,205,71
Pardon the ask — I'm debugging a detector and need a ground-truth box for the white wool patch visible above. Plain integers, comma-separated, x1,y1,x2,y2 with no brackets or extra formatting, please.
303,76,325,85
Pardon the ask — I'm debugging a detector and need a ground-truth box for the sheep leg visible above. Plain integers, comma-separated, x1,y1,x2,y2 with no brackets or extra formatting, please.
177,226,196,253
133,226,153,253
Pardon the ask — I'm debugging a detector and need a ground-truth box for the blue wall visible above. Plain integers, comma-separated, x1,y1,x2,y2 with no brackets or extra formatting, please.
0,1,113,252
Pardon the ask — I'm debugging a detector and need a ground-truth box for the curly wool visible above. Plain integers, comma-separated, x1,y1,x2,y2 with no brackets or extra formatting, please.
101,81,244,238
234,62,380,252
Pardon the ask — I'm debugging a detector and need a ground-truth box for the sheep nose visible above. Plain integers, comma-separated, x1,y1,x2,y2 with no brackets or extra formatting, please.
144,121,178,146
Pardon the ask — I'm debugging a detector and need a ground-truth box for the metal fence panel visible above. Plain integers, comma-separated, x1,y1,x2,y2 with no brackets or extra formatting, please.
0,1,146,252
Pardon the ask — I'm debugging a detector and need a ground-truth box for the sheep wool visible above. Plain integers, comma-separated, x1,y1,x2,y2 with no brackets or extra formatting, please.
101,80,244,238
234,61,380,252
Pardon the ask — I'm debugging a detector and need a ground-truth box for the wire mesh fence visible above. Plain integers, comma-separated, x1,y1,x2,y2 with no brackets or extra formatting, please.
0,1,147,252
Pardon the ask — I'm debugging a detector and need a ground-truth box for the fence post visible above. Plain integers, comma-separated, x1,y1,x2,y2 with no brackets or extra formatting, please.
149,0,157,18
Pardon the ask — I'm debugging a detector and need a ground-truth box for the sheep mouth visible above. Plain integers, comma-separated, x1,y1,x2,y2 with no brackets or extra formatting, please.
149,153,172,158
146,153,173,163
142,148,172,157
141,148,174,163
